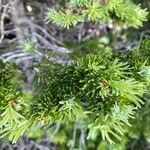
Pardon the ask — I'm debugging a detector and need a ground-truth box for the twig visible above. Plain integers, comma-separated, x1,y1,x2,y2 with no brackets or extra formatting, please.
49,123,61,143
70,123,77,150
34,32,70,53
0,0,2,11
4,28,18,34
0,2,10,43
78,22,84,42
79,124,86,150
35,24,62,45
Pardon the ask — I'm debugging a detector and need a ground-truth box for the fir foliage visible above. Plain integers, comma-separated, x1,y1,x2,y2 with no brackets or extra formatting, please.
0,61,29,143
29,40,149,145
0,39,149,148
46,0,148,28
